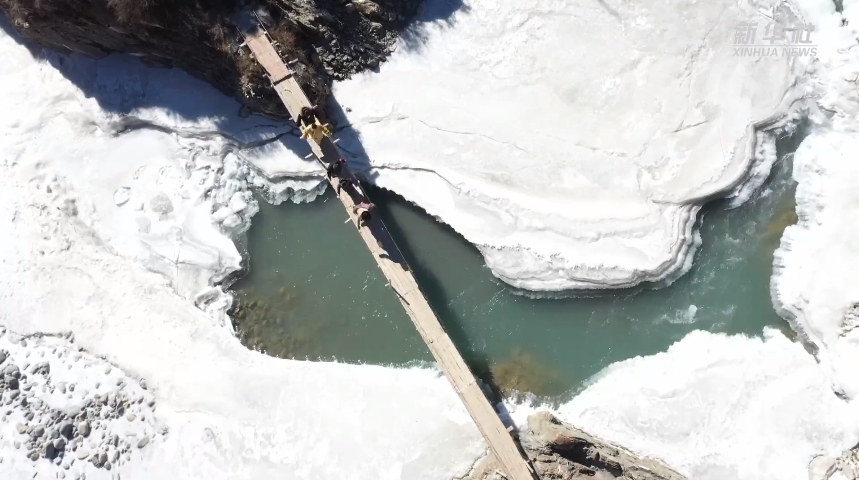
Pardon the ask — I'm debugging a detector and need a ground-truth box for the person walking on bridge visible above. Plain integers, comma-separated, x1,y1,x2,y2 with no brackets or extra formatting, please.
337,177,353,196
326,157,346,180
353,200,375,228
298,106,331,144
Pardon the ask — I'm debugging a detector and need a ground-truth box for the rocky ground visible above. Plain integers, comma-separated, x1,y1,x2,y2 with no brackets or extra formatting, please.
0,0,424,118
467,412,685,480
809,446,859,480
0,327,164,479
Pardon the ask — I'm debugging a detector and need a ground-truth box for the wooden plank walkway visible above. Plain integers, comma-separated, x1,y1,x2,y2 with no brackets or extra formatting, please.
236,18,537,480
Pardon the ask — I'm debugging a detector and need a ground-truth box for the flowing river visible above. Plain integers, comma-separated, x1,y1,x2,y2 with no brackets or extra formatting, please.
231,131,802,400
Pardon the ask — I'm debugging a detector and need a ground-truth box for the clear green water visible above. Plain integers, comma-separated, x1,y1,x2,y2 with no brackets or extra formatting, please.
231,135,800,400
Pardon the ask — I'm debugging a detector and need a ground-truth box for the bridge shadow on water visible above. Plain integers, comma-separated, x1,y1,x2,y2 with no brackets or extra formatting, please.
2,2,806,406
332,124,806,402
367,183,512,405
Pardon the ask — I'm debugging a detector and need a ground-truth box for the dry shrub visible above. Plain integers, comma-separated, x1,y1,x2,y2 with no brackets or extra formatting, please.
106,0,158,23
267,24,297,58
4,1,31,26
209,22,228,45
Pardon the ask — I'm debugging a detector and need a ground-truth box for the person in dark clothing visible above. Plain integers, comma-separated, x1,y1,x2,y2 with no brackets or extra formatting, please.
358,209,372,227
298,106,314,127
326,157,347,179
337,177,353,196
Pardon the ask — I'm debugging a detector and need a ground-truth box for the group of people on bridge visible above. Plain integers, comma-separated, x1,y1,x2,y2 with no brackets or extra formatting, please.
294,105,376,228
326,155,375,229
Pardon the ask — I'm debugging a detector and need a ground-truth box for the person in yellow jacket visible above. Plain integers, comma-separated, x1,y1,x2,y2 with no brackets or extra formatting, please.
298,106,332,144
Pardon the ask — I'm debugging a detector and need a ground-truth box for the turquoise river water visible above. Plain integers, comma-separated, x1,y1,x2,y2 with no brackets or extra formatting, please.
231,134,801,400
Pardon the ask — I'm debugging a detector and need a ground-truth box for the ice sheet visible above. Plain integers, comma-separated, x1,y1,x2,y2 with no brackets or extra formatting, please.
330,0,797,290
558,3,859,479
771,0,859,399
2,1,859,479
556,330,859,480
0,24,485,480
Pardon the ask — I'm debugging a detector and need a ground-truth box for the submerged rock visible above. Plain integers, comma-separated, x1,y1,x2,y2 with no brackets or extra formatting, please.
467,412,685,480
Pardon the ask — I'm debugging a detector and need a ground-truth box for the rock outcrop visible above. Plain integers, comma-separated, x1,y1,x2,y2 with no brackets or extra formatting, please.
809,446,859,480
0,0,423,118
468,412,685,480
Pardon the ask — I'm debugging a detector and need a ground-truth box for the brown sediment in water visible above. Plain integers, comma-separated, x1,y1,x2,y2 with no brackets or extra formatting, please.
233,286,325,360
758,202,799,266
489,349,562,397
765,209,799,239
758,204,801,344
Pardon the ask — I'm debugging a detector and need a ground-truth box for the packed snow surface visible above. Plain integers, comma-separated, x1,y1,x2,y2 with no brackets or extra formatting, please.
771,0,859,400
0,24,487,480
558,329,859,480
2,0,859,479
331,0,795,290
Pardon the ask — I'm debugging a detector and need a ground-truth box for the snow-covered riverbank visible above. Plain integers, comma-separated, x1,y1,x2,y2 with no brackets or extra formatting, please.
2,0,859,479
0,23,490,479
332,0,795,291
771,0,859,401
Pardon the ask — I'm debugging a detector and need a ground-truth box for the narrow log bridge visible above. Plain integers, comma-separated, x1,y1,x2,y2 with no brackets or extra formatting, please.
234,13,538,480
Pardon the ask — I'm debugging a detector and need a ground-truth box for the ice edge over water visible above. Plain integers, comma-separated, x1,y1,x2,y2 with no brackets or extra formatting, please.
0,22,491,479
332,0,798,291
770,0,859,400
482,95,804,294
2,0,859,479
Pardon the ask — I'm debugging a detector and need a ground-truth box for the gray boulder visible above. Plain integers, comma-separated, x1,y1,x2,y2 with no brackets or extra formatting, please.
77,420,91,437
59,421,74,439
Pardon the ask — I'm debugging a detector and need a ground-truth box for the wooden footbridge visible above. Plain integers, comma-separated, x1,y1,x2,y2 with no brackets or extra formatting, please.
234,13,538,480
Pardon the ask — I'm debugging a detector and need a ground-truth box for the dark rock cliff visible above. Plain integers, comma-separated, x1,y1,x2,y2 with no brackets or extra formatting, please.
0,0,423,118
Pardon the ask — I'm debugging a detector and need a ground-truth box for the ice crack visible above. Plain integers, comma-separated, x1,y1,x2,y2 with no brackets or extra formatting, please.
415,119,529,154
